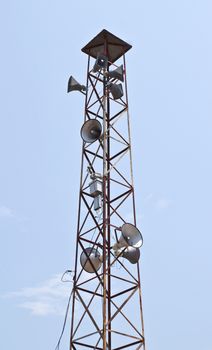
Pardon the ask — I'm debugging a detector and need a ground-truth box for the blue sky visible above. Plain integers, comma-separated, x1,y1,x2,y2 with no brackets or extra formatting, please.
0,0,212,349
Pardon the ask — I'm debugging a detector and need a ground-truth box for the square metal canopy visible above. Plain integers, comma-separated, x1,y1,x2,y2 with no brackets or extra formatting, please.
81,29,132,64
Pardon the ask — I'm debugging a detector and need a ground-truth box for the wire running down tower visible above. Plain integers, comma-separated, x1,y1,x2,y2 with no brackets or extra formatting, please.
68,29,145,350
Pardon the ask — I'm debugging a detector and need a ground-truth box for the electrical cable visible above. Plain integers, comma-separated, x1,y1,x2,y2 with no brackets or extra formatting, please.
54,272,74,350
61,270,74,283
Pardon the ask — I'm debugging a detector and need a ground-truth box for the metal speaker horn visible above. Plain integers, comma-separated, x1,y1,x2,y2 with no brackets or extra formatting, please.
122,247,140,264
107,83,123,100
81,119,102,143
80,247,102,273
107,65,124,82
67,76,86,93
113,223,143,250
93,54,108,73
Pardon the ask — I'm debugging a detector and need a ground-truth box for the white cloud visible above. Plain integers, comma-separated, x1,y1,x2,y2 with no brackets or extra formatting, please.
156,198,172,210
5,274,71,317
0,205,14,218
0,205,28,224
145,193,153,201
18,301,59,316
4,270,105,319
4,269,128,319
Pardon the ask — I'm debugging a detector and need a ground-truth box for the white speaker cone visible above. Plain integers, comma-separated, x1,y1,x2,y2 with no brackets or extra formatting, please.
113,223,143,250
81,119,102,143
80,247,102,273
122,246,140,264
121,223,143,248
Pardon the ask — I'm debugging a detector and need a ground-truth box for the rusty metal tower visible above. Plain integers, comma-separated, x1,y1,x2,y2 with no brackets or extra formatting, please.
68,29,145,350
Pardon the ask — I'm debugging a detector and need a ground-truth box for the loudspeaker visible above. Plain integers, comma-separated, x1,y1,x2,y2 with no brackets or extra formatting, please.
93,54,108,73
114,246,140,264
67,76,86,93
107,65,124,82
107,83,123,100
80,247,102,273
113,223,143,250
122,247,140,264
81,119,102,143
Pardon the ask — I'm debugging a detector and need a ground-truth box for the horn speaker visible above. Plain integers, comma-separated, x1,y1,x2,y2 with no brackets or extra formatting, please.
107,65,124,82
80,247,102,273
67,76,86,93
81,119,102,143
107,83,123,100
93,54,108,73
113,223,143,250
122,246,140,264
115,246,140,264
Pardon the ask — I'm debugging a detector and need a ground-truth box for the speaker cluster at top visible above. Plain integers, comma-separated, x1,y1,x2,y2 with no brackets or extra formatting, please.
67,55,125,145
67,53,124,100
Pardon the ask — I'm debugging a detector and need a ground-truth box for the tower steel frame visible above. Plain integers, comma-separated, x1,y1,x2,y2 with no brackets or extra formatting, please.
69,30,145,350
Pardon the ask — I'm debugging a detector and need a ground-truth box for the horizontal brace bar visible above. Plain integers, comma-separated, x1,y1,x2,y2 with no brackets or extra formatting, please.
89,73,104,83
85,109,103,120
73,331,99,342
108,329,142,341
109,107,127,122
84,149,103,160
110,146,130,162
81,190,94,198
109,188,132,204
113,340,143,350
110,274,137,286
111,285,138,299
72,341,103,350
76,286,103,298
79,237,103,249
76,274,103,288
110,177,131,189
